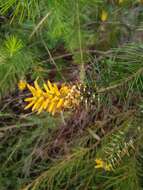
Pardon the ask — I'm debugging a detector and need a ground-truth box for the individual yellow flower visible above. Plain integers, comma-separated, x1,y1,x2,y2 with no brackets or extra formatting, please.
33,66,45,72
118,0,123,4
95,158,112,171
24,80,80,115
18,80,27,91
101,10,108,22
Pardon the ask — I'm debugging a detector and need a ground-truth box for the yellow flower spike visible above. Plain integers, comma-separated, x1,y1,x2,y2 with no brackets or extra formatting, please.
60,85,70,96
101,10,108,22
47,80,54,92
32,97,44,111
53,83,60,96
105,164,112,171
43,99,50,109
95,165,103,169
43,83,51,94
24,101,35,110
95,158,102,164
57,99,64,109
24,80,80,115
37,103,45,114
18,80,27,91
95,158,103,168
27,84,37,96
95,158,112,171
34,79,42,93
48,101,55,113
118,0,123,4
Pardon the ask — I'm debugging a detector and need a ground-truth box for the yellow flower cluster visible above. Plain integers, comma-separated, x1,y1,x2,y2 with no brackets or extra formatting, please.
18,80,27,91
95,158,112,171
118,0,123,4
24,80,80,115
101,10,108,22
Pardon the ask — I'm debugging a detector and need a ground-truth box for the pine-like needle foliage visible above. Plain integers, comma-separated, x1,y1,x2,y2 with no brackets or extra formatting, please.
0,35,33,97
0,0,40,23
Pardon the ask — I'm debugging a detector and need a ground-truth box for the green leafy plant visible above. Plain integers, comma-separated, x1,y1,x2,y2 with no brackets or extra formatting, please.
0,35,33,97
0,0,40,23
4,35,23,57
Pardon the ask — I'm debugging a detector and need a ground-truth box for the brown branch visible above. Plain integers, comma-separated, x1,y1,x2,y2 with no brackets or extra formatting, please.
42,49,112,63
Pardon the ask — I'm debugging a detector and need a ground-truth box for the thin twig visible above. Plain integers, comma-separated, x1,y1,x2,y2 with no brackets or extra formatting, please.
41,36,66,81
0,123,35,132
42,49,112,63
29,12,51,40
76,0,85,82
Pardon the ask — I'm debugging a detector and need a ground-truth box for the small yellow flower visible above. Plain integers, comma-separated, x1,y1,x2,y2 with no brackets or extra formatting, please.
24,80,80,115
33,66,45,72
101,10,108,22
18,80,27,91
95,158,112,171
118,0,123,4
